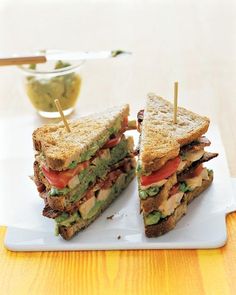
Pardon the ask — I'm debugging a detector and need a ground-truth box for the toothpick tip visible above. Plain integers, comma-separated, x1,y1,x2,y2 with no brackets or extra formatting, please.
54,99,71,133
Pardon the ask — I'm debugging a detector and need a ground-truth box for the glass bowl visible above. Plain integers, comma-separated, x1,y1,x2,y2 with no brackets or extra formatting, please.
19,50,84,118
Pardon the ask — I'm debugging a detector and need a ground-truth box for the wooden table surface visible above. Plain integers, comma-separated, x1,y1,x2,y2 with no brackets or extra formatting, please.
0,0,236,294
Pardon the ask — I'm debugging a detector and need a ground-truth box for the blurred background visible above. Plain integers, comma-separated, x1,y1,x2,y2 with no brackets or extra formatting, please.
0,0,235,164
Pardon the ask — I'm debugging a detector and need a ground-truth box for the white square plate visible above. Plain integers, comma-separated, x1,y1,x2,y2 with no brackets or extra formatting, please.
2,124,236,251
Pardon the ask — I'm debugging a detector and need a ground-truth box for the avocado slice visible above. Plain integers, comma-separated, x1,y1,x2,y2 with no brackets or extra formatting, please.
79,196,96,219
144,211,161,225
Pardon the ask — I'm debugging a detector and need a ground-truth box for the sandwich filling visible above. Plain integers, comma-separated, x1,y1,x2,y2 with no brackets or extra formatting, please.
34,136,134,208
44,161,136,237
33,114,136,238
137,110,218,227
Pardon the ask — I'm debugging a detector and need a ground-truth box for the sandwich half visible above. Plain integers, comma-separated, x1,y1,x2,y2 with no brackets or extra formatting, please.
137,94,218,237
33,104,136,240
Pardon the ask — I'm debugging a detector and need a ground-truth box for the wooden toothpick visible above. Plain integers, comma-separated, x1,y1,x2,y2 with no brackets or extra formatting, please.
173,81,178,124
54,99,71,133
0,55,46,66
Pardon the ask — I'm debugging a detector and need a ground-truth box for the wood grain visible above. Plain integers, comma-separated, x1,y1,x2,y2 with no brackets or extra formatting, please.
0,55,46,66
1,214,236,295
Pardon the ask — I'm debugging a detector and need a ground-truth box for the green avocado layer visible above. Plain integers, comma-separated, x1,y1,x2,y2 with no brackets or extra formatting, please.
144,211,161,226
55,168,135,235
179,182,192,193
50,138,130,204
139,185,160,199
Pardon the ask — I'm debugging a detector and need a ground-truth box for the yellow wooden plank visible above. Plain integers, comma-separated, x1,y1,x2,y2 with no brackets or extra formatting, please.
197,247,232,295
1,225,236,295
222,213,236,293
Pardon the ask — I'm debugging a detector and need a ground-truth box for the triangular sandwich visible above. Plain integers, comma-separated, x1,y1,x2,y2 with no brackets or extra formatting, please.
33,105,136,240
137,94,218,237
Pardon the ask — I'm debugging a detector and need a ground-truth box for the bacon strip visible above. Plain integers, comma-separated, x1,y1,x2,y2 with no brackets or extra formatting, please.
178,152,218,181
180,136,211,153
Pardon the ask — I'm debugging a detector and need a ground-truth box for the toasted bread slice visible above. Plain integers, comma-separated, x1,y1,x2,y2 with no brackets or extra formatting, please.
33,104,129,171
140,94,210,172
145,173,213,238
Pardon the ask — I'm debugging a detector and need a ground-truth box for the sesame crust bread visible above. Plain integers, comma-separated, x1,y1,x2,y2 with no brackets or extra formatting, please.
145,173,213,238
33,104,129,171
140,94,210,173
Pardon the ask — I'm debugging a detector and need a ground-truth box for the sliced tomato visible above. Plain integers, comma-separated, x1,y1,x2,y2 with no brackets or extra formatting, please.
169,184,180,196
193,164,204,176
140,156,181,186
42,161,89,189
103,135,121,149
184,164,203,179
